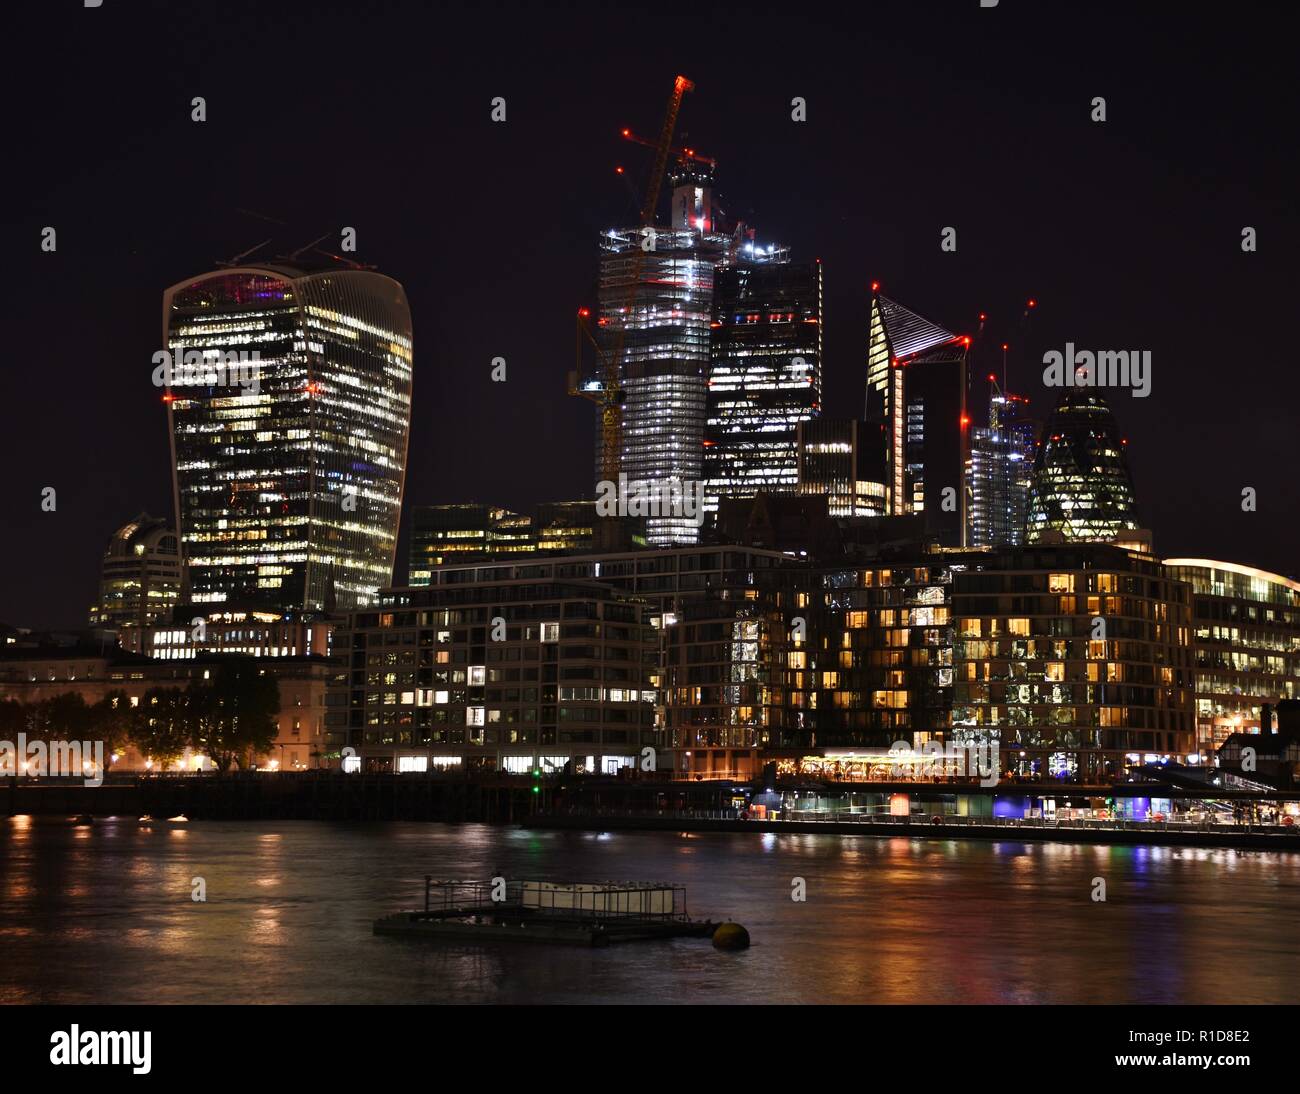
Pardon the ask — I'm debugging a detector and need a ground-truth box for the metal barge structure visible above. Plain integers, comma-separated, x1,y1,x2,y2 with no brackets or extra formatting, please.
373,878,720,947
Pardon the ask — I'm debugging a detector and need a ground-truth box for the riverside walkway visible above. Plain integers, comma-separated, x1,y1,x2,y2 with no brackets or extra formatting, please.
529,810,1300,851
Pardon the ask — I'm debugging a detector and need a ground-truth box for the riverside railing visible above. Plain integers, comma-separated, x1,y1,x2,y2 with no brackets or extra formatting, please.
541,807,1298,835
419,878,689,921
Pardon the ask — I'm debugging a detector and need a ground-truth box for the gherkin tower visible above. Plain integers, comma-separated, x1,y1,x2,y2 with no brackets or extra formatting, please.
1025,391,1138,543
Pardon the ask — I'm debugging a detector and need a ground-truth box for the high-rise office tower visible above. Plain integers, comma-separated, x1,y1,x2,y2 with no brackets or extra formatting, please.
164,263,413,612
597,163,780,546
1025,390,1140,544
967,381,1036,546
89,513,182,630
705,260,822,512
864,292,970,544
796,419,888,517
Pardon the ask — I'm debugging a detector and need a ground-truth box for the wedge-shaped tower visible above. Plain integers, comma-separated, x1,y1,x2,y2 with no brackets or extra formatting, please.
864,292,969,544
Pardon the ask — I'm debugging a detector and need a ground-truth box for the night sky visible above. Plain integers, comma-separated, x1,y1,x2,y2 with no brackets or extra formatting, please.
4,0,1296,628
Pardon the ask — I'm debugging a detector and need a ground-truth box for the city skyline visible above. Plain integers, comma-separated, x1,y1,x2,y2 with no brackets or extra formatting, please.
4,0,1300,1025
4,1,1296,628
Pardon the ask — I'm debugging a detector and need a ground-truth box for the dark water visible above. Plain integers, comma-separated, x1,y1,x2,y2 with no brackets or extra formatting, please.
2,816,1297,1004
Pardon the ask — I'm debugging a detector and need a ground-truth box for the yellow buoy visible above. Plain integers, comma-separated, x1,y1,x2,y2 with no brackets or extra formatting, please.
712,922,750,950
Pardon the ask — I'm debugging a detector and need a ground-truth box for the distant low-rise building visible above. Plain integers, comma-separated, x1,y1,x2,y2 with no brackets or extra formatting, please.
328,578,659,774
1163,559,1300,750
89,514,181,632
0,643,331,772
408,501,644,585
1217,725,1300,788
408,504,534,582
120,608,334,661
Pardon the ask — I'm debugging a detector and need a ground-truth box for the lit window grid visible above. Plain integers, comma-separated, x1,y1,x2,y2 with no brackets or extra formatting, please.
165,269,412,612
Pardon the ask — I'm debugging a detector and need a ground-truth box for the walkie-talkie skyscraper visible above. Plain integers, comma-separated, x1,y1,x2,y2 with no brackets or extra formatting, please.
163,264,413,613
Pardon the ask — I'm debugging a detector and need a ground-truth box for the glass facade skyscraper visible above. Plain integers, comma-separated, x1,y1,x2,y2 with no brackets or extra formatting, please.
595,164,785,546
705,260,822,512
164,265,413,613
1025,390,1138,544
967,383,1036,547
597,224,727,546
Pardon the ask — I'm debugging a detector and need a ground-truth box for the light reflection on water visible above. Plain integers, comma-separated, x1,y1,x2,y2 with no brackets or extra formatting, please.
1,817,1297,1004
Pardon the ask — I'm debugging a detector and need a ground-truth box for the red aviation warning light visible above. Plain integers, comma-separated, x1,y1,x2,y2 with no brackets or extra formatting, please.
871,281,880,293
583,74,696,482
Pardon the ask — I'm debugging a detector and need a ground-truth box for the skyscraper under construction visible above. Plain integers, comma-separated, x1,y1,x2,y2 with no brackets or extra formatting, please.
596,161,785,545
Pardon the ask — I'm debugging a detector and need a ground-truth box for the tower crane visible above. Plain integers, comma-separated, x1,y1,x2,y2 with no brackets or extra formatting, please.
569,75,695,484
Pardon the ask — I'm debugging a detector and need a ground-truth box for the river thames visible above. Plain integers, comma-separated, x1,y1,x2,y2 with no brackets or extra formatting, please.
2,817,1297,1005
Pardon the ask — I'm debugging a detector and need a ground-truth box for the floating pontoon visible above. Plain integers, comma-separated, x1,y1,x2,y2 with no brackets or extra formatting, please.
373,878,720,947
